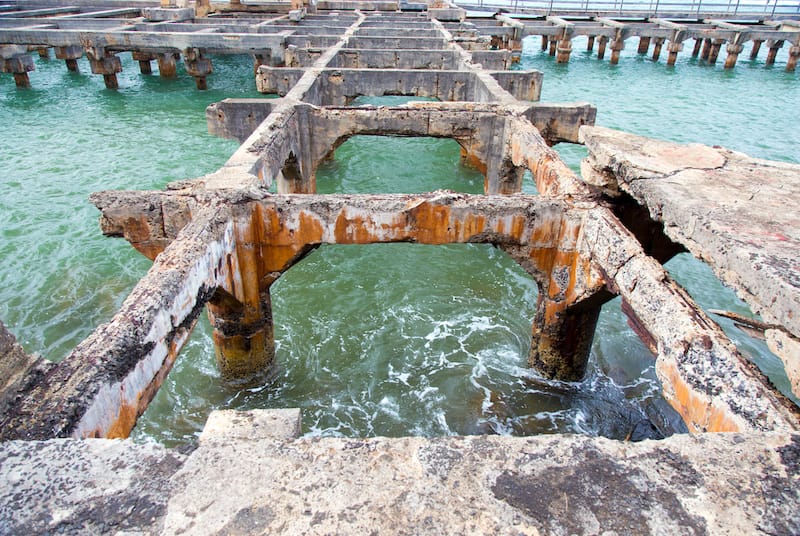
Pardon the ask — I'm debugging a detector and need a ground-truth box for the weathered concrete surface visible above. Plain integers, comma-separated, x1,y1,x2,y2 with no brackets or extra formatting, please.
1,409,798,535
206,98,594,146
580,126,800,399
0,321,51,416
579,209,800,433
0,205,236,440
158,409,800,536
0,438,185,534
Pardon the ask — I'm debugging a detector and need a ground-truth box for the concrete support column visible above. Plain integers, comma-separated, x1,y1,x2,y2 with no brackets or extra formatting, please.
196,0,211,17
541,35,548,51
765,40,784,65
2,53,35,88
548,38,557,56
530,293,603,381
723,43,744,69
184,48,212,90
691,38,703,58
35,47,49,59
253,53,271,74
637,35,651,54
55,45,83,72
610,38,624,65
666,41,683,66
787,45,800,72
586,35,595,52
708,39,725,65
651,38,664,61
597,36,608,60
131,51,156,75
750,39,763,60
556,38,572,64
700,38,712,60
157,52,179,77
85,47,122,89
206,287,275,381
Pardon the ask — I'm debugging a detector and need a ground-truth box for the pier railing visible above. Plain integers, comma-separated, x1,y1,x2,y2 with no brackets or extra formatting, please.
458,0,800,18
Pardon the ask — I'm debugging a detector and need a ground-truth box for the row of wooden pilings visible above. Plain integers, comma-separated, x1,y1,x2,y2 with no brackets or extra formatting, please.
538,32,800,71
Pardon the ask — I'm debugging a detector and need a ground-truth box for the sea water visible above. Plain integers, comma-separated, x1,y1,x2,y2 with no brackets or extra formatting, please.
0,36,797,447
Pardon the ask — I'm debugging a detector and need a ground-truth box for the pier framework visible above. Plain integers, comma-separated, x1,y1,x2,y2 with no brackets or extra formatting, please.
0,1,799,533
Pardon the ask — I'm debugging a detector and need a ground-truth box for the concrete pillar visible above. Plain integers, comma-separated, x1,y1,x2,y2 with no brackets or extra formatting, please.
597,36,608,60
131,51,156,75
529,291,605,381
700,38,712,61
666,41,683,66
750,39,763,60
707,39,724,65
724,43,744,69
85,47,122,89
691,38,703,58
55,45,82,72
2,54,35,88
610,38,624,65
651,38,664,61
637,36,651,54
206,287,275,381
787,45,800,72
765,40,784,66
548,38,557,56
36,47,49,59
157,52,179,77
541,35,548,51
253,53,271,74
586,35,595,52
184,48,212,90
196,0,211,17
556,39,572,64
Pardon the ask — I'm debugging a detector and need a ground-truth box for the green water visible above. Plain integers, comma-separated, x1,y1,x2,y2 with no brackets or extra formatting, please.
0,39,797,446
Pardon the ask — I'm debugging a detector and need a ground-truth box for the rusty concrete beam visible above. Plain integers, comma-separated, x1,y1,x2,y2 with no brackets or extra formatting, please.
255,67,543,103
0,205,235,441
204,98,596,147
580,208,800,433
580,126,800,339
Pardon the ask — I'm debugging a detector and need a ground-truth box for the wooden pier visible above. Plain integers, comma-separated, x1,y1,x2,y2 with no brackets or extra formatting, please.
0,0,799,533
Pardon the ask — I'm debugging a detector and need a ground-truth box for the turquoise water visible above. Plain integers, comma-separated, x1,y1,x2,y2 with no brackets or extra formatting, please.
0,37,796,446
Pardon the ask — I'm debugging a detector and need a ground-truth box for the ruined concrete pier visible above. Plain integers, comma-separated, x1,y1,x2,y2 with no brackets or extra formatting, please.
2,1,800,533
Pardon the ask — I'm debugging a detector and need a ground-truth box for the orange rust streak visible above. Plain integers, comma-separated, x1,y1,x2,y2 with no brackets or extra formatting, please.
658,359,742,433
101,333,185,439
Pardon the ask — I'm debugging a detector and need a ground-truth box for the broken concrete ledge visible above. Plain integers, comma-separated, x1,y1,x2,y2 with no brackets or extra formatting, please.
1,408,798,535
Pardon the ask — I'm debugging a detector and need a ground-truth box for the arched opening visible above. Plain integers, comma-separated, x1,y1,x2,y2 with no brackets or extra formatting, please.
316,135,485,194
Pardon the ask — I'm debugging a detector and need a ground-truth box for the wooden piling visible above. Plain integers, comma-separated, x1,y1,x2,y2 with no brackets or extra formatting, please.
701,38,712,60
586,35,595,52
541,35,548,51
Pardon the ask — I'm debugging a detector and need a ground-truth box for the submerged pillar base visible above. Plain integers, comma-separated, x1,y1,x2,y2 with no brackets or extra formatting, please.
211,326,275,381
666,41,683,66
529,296,603,382
724,43,744,69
